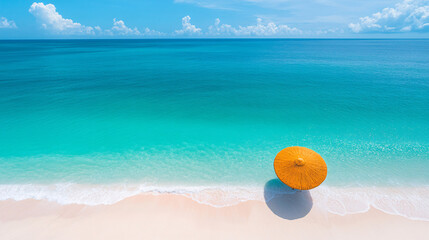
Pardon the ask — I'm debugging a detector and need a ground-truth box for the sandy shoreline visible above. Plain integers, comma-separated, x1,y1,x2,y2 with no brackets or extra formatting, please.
0,193,428,240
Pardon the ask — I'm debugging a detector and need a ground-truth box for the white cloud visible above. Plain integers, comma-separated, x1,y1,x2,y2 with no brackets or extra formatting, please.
111,18,141,35
174,16,202,35
94,26,102,32
208,18,302,36
349,0,429,33
29,2,94,34
141,27,165,36
0,17,17,29
109,19,163,36
208,18,238,35
28,2,164,37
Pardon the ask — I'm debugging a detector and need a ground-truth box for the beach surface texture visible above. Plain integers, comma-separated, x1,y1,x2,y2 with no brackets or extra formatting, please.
1,193,428,240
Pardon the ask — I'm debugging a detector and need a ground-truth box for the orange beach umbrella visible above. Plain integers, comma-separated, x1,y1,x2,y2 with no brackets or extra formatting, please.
274,146,327,190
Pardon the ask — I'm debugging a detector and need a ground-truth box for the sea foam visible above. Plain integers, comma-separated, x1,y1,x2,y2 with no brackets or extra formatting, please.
0,183,428,221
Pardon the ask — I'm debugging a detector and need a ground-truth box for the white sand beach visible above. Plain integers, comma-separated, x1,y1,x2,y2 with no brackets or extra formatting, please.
0,193,427,240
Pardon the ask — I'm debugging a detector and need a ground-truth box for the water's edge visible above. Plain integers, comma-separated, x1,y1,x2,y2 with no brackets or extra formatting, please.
1,183,428,221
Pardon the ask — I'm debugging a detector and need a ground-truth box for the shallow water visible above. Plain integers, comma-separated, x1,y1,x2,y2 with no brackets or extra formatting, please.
0,39,428,188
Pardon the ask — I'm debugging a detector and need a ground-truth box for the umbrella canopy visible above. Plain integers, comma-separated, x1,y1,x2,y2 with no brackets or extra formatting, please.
274,146,327,190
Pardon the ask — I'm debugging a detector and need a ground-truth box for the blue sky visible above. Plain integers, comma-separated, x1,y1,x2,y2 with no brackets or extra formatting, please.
0,0,428,38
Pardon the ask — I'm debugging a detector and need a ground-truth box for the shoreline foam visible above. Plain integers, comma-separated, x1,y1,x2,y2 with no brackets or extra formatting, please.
0,183,428,221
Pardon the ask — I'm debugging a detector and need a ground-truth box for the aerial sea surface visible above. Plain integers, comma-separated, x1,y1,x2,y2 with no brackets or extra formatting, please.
0,39,428,219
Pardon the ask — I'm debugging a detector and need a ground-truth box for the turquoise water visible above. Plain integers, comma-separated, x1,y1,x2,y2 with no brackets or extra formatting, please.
0,39,428,187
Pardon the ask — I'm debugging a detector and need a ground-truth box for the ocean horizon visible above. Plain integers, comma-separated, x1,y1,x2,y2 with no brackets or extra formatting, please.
0,39,428,220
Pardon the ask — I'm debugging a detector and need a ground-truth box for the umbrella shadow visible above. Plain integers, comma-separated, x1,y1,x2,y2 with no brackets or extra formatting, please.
264,179,313,220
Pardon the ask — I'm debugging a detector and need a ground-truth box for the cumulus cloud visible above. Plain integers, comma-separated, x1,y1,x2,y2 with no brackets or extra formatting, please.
208,18,237,35
208,18,302,36
105,18,163,36
28,2,163,37
141,27,165,36
29,2,94,34
174,16,202,35
0,17,17,29
111,18,141,35
349,0,429,33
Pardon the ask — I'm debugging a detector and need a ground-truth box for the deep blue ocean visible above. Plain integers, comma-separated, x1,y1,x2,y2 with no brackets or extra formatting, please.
0,39,428,189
